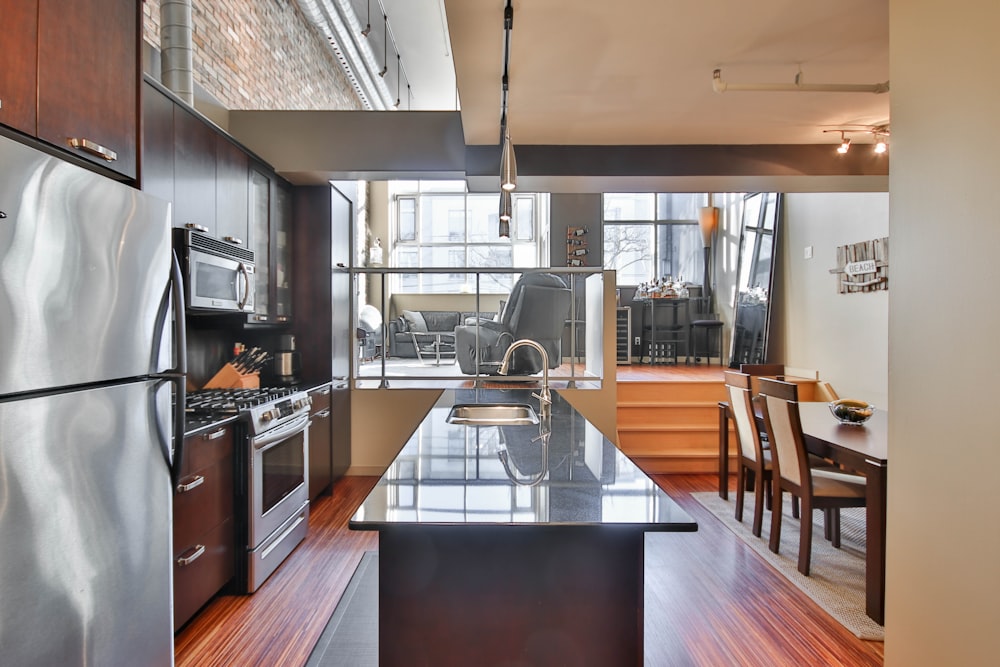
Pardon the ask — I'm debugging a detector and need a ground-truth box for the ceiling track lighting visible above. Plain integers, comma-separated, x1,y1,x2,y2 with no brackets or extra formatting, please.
394,55,401,108
379,14,388,77
823,125,890,155
498,0,517,239
360,0,371,37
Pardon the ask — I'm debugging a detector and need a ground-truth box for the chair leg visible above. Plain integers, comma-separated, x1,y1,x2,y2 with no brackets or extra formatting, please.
831,509,842,549
735,464,746,522
792,495,800,519
769,488,783,554
824,508,833,541
752,470,766,537
798,498,813,576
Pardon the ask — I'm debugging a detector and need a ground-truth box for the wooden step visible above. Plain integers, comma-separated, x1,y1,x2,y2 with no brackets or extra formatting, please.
617,380,727,403
617,376,731,474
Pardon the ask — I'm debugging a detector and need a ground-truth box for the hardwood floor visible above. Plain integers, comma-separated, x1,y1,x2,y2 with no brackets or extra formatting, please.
174,473,883,666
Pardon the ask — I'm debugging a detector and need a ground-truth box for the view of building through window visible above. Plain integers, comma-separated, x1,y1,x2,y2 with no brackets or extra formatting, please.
390,181,548,294
602,193,709,286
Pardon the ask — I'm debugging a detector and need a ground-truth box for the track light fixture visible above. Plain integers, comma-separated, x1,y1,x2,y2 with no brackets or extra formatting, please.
394,55,401,108
360,0,371,37
823,125,890,155
837,133,851,154
379,15,388,77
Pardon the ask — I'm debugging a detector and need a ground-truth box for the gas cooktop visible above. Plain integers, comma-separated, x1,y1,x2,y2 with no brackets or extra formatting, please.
185,387,302,415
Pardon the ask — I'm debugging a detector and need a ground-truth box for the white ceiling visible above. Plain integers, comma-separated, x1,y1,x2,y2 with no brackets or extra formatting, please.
390,0,889,148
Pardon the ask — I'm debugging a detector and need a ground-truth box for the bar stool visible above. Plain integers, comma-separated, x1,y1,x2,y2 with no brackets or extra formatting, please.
690,318,723,365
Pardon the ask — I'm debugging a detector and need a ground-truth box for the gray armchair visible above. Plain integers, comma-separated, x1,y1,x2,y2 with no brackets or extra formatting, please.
455,273,572,375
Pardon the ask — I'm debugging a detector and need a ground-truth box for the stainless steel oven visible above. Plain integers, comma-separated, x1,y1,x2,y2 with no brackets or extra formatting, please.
186,387,312,593
244,392,312,592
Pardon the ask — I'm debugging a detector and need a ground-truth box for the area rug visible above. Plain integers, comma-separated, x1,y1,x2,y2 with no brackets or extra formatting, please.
692,492,884,641
304,552,378,667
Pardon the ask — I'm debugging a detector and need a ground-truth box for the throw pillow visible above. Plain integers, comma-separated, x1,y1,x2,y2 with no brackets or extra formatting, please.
401,309,428,333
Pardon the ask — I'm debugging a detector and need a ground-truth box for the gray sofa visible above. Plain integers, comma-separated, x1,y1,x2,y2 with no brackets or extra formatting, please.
388,310,496,358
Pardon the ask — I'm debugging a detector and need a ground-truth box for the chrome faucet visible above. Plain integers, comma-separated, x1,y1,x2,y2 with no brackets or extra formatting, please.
499,339,551,421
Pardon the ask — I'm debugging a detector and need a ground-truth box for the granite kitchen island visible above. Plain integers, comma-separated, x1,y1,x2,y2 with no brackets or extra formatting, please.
350,387,696,666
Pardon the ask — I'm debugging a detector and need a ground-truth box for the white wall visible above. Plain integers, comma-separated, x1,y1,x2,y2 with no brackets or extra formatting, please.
777,193,889,406
886,1,1000,664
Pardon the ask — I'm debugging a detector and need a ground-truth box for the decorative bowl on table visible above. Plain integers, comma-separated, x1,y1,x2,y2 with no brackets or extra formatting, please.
829,399,875,425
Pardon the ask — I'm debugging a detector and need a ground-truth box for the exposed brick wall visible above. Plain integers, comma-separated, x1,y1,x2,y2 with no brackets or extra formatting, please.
143,0,361,111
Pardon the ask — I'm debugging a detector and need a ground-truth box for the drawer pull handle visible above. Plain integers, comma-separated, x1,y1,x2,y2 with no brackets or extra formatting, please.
315,409,331,419
68,137,117,162
184,223,209,233
223,236,244,245
205,428,226,440
176,544,206,567
175,475,205,493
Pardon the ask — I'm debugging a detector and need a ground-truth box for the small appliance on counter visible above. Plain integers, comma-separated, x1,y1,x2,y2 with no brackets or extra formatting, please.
273,334,301,385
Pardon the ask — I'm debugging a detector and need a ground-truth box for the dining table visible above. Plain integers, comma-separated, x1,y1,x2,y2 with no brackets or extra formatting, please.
717,399,888,624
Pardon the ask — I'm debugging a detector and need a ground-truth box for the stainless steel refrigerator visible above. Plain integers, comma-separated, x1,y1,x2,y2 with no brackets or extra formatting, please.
0,134,184,666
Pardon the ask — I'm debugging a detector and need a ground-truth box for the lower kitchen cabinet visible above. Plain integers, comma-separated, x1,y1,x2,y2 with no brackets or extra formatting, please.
307,384,333,500
173,424,236,630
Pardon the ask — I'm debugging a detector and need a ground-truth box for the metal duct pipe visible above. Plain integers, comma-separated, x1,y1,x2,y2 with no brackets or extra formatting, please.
712,68,889,94
161,0,195,104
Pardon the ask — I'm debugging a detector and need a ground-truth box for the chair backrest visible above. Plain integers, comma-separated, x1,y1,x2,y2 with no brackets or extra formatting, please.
499,272,569,330
757,377,809,489
740,363,785,377
724,371,764,463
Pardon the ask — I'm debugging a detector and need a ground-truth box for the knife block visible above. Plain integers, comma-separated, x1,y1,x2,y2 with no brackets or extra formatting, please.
203,363,260,390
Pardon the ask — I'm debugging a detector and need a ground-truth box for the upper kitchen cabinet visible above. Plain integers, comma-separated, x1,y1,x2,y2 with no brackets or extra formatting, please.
0,1,38,136
141,81,175,207
173,104,218,234
35,0,139,179
216,137,250,247
248,164,293,326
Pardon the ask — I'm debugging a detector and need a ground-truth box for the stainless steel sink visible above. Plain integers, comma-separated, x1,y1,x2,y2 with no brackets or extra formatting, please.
446,403,539,426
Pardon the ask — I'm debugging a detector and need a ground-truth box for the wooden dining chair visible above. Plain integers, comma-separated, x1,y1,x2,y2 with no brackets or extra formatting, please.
757,377,867,576
725,371,771,536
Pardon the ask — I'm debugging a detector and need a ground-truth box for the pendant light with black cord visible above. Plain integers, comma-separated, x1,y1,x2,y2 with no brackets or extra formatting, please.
498,0,516,237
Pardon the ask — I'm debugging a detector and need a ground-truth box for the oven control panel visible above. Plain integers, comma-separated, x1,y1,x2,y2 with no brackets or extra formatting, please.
246,391,311,434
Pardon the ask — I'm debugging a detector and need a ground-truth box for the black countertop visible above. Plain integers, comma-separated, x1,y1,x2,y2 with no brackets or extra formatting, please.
350,388,696,531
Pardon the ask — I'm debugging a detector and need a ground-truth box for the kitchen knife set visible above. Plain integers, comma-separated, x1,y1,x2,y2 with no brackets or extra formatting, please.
230,346,270,374
203,345,268,390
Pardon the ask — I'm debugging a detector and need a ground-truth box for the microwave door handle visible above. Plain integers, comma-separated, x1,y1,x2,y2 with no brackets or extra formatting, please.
237,263,250,311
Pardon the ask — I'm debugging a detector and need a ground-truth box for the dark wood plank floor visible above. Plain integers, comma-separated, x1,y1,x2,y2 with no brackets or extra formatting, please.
174,473,883,666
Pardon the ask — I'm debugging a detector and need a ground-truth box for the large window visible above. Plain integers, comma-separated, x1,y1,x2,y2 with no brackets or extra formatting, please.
391,181,547,293
602,193,708,286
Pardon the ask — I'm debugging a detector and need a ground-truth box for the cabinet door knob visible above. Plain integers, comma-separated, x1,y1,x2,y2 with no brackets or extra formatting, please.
223,236,244,245
176,544,206,567
68,137,117,162
184,223,209,233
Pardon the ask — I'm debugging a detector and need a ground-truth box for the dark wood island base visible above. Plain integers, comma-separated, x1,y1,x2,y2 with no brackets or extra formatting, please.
379,525,644,666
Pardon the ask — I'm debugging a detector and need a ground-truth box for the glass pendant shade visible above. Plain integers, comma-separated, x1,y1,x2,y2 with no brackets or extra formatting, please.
500,130,517,191
498,190,512,237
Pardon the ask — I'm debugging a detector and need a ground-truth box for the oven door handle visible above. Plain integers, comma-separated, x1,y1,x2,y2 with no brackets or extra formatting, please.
253,413,311,450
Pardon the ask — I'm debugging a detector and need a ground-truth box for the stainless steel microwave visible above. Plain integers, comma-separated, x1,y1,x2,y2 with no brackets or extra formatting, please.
174,228,255,313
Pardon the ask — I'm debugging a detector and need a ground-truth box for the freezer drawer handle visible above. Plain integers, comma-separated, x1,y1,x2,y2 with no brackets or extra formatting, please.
176,544,206,567
67,137,117,162
205,428,227,440
175,474,205,493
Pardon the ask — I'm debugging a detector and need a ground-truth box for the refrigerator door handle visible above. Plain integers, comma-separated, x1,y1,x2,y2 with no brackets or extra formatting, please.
152,251,188,485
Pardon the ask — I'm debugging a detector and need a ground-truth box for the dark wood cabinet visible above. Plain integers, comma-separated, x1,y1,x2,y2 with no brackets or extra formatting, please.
173,105,218,234
36,0,138,179
216,136,250,246
140,81,175,206
173,424,236,630
248,163,293,325
0,0,38,136
307,385,333,500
